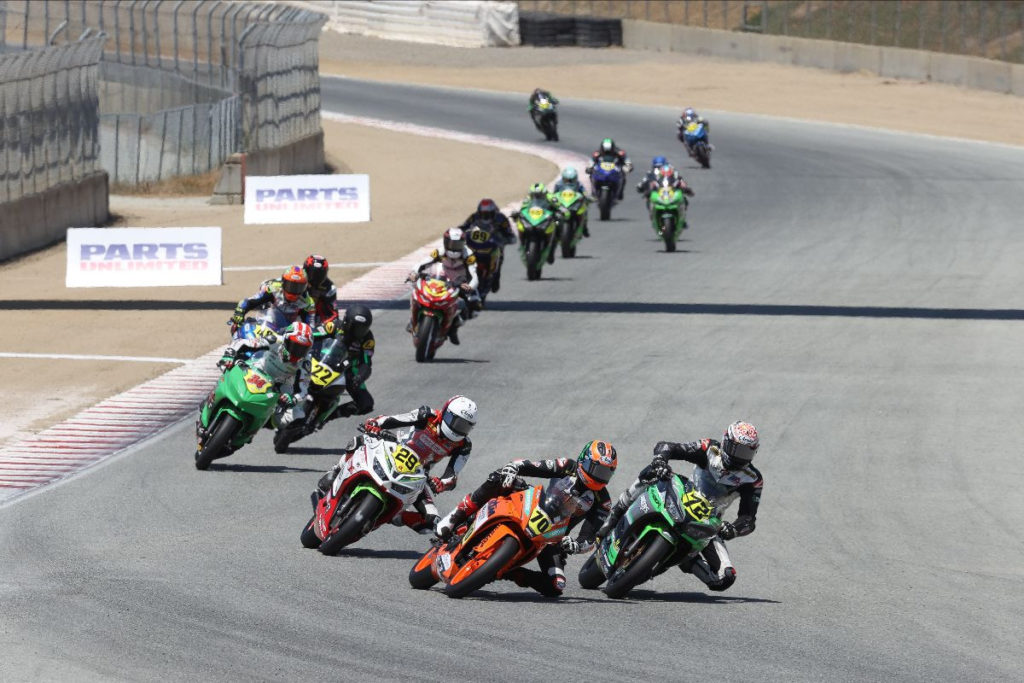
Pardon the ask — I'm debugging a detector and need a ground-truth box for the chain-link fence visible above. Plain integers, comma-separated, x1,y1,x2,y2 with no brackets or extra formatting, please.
2,0,326,186
518,1,1024,64
0,35,105,203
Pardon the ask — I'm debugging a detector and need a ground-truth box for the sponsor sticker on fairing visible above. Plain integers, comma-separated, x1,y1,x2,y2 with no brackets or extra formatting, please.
65,227,222,287
244,174,370,224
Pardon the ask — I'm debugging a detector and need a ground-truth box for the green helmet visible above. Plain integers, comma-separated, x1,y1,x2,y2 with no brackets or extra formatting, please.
561,167,578,182
601,138,615,153
529,182,547,199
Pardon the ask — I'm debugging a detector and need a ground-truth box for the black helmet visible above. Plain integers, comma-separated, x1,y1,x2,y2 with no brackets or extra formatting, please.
342,304,372,340
303,254,329,289
477,198,498,221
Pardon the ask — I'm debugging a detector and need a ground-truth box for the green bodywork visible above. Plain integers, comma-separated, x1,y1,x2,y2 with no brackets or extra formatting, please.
648,184,687,241
199,363,279,449
555,187,588,250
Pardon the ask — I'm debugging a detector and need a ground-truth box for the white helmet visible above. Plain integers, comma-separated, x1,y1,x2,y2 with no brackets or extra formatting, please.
443,227,466,259
440,395,477,441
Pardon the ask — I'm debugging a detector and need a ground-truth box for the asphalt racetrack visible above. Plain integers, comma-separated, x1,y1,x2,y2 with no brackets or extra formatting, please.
3,79,1024,681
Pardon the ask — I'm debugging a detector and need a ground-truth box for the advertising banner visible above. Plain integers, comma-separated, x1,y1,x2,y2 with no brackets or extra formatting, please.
66,227,222,287
243,174,371,224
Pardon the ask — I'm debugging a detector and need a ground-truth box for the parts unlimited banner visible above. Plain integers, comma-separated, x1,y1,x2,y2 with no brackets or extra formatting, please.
244,174,371,224
65,227,222,287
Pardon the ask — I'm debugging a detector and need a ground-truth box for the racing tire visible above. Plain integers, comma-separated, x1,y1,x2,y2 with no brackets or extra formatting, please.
561,219,576,258
603,534,673,599
415,316,436,363
444,535,521,599
662,215,676,253
318,492,383,556
526,241,542,281
194,414,240,470
599,187,611,221
300,514,321,549
273,425,300,454
409,549,441,589
577,554,606,589
696,143,711,169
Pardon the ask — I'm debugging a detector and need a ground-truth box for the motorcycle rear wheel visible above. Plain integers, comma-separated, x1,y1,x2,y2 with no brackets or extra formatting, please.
577,554,606,589
445,535,521,599
300,514,321,549
415,316,436,363
318,491,383,556
603,534,673,599
194,414,240,470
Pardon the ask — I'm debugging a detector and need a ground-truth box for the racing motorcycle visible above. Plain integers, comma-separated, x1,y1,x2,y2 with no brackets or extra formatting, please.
230,307,288,342
515,201,560,281
577,474,722,598
590,157,625,221
408,271,460,362
555,186,588,258
409,477,578,599
271,335,352,453
300,426,429,555
530,96,558,141
195,354,280,470
648,179,688,253
465,223,507,302
681,120,711,169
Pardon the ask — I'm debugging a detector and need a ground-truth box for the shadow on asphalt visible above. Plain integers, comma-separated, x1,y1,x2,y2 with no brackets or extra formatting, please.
425,357,490,364
209,464,322,473
624,589,780,604
286,446,345,456
450,589,612,604
335,547,424,560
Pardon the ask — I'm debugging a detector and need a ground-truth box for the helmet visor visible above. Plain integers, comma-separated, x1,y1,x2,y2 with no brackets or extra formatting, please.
282,279,306,297
580,458,615,485
284,338,309,359
443,411,475,438
722,439,757,467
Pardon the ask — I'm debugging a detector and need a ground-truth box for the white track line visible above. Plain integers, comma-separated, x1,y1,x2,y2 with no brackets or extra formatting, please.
0,352,191,363
0,111,591,505
224,263,389,271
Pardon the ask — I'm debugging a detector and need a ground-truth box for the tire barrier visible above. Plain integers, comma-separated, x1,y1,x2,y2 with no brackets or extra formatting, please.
519,12,622,48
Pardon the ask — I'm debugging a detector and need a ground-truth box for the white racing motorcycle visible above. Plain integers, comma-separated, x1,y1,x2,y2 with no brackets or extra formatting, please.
300,427,428,555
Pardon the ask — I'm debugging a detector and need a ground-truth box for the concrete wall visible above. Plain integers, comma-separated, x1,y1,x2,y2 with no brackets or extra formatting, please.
622,20,1024,97
0,173,109,261
245,130,326,177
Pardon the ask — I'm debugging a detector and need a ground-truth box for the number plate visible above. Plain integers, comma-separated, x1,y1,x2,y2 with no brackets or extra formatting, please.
310,358,341,387
681,489,712,521
527,507,553,536
243,369,270,394
528,207,545,220
391,445,422,474
599,161,616,171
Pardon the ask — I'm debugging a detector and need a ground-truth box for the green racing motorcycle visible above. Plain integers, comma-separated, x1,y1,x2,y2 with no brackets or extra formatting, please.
515,201,560,281
555,187,588,258
195,356,280,470
648,180,688,253
577,474,722,598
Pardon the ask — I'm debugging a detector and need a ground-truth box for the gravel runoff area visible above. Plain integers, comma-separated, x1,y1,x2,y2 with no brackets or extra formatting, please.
2,29,1022,446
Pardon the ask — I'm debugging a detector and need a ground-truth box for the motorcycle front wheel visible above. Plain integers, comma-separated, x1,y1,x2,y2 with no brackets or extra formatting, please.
603,534,673,599
195,413,240,470
526,241,542,281
444,535,521,599
318,491,383,556
415,315,436,363
662,215,676,253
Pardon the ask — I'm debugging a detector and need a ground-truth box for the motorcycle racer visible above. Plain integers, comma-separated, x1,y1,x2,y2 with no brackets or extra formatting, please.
635,155,670,195
321,304,376,421
586,138,633,200
229,266,316,334
457,198,517,297
596,421,763,592
433,440,618,597
303,254,339,328
677,107,711,158
552,167,590,238
317,396,478,534
211,322,314,429
514,182,568,265
528,87,559,137
408,228,479,346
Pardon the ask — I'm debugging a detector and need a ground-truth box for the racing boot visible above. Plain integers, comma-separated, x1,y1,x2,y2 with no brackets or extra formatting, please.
502,567,565,597
390,510,438,535
582,219,590,238
686,538,737,592
435,495,478,540
447,317,462,346
316,464,341,497
594,499,628,541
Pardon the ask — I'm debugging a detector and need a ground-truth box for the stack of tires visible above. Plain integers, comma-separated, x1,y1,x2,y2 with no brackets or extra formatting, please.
518,12,622,48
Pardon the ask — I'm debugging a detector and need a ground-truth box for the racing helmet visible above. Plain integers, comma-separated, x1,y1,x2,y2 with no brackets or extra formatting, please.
576,440,618,491
659,164,676,180
561,167,578,183
443,227,467,259
529,182,548,201
721,421,759,469
341,304,372,340
476,198,499,223
682,107,697,124
281,266,308,302
303,254,329,289
600,138,615,153
282,322,313,362
652,155,667,169
439,395,477,441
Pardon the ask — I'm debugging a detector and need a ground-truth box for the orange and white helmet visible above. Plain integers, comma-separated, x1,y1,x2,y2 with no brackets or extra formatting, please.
576,440,618,491
281,266,308,302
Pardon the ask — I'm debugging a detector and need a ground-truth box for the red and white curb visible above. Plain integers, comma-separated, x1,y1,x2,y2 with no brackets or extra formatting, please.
0,112,590,505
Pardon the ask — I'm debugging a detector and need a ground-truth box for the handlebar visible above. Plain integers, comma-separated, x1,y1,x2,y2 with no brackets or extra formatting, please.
356,424,400,442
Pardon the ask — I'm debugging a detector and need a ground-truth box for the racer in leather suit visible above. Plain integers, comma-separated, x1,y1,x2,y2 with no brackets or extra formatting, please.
585,138,633,200
457,199,516,299
317,396,477,534
434,441,617,597
552,167,590,238
409,229,480,345
230,266,316,333
597,422,763,592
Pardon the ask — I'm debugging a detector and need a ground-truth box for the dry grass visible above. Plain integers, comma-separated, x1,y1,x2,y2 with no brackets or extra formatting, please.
110,168,220,197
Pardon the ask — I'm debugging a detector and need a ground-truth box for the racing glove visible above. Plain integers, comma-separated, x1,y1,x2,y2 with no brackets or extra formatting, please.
719,521,737,540
560,537,580,555
277,394,297,408
649,455,672,481
363,418,383,436
497,463,520,488
428,476,446,494
230,306,245,326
